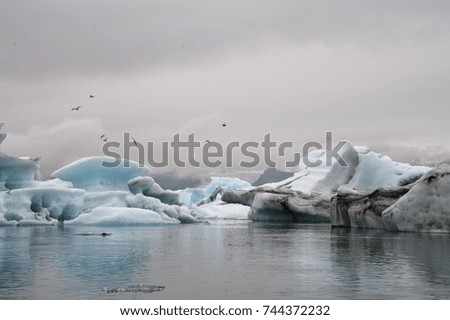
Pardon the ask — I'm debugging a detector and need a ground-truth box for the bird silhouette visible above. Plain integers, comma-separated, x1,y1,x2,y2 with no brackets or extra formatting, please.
205,140,211,144
131,136,138,146
71,106,82,111
90,95,95,98
222,123,226,127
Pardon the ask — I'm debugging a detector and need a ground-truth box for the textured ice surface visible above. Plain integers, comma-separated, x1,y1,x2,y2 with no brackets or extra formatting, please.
179,177,251,207
66,207,180,226
382,167,450,232
52,157,152,191
193,202,250,220
266,141,430,194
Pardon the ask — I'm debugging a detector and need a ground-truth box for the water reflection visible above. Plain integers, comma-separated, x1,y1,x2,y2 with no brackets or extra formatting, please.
329,228,450,299
0,223,449,299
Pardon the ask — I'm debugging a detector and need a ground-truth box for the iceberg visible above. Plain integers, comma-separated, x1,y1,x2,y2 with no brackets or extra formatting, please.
0,122,198,225
0,122,39,190
49,155,198,225
221,141,431,223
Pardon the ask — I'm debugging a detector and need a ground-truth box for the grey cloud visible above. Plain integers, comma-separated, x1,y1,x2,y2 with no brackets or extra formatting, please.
1,0,450,176
1,0,450,81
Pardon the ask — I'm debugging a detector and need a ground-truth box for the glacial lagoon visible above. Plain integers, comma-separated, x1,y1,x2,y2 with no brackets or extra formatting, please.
1,220,449,300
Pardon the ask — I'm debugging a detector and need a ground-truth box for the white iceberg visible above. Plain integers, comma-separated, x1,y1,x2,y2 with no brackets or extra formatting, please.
192,202,250,220
266,141,429,194
221,141,431,222
66,207,180,226
0,122,197,225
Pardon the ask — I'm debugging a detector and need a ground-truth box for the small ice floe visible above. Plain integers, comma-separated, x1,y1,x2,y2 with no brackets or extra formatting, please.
102,284,165,294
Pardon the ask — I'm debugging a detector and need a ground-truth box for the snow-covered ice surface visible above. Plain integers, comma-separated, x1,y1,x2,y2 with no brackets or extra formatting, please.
66,207,180,226
52,157,152,192
342,151,430,191
266,141,430,194
192,202,250,220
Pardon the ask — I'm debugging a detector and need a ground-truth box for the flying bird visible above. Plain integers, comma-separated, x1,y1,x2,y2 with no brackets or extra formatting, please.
71,106,82,111
90,95,95,98
222,123,226,127
100,135,107,142
205,140,211,144
131,136,138,146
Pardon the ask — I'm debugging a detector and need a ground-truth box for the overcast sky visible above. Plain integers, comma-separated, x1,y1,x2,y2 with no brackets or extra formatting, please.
1,0,450,177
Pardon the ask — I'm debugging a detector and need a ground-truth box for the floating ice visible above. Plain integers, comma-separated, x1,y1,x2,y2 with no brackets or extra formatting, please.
221,141,431,223
66,207,180,226
192,202,250,220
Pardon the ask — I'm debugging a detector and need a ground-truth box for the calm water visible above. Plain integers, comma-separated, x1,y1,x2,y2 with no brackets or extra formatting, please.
1,221,450,300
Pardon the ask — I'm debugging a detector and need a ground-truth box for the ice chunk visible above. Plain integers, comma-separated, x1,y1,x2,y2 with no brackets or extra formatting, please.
382,167,450,232
193,202,250,220
126,194,198,223
265,141,359,194
179,177,251,206
0,154,39,190
0,122,40,189
128,176,180,205
52,157,151,191
2,187,84,222
66,207,180,226
330,186,411,229
248,190,330,222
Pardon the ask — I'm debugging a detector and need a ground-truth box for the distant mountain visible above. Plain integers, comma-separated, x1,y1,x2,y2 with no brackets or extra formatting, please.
252,167,294,186
152,171,208,190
